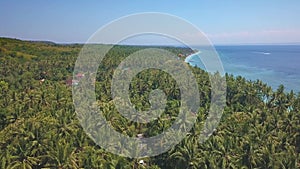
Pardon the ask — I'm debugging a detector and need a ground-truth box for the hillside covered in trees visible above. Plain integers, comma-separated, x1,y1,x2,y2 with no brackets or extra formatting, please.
0,37,299,168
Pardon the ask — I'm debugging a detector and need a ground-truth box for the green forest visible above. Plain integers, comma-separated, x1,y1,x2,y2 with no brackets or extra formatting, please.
0,37,299,168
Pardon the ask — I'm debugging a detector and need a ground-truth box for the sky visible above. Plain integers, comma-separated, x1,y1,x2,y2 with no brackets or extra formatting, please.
0,0,300,45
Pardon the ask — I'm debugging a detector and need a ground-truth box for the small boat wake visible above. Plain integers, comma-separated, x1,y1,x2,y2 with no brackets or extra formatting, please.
253,51,271,55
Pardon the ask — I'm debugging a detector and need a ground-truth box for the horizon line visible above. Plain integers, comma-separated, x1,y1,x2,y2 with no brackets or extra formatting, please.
1,36,300,46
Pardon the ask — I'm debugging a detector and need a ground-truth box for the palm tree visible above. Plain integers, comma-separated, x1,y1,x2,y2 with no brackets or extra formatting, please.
47,139,79,168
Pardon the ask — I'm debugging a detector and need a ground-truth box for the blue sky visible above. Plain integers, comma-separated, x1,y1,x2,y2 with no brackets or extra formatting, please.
0,0,300,44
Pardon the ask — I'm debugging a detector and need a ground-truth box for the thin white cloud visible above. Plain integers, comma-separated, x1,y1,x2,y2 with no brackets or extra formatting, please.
206,29,300,44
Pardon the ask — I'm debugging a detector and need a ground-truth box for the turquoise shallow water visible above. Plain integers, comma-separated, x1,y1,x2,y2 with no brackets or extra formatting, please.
185,45,300,92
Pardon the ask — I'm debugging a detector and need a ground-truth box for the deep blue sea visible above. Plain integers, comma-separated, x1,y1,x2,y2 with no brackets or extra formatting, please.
185,45,300,92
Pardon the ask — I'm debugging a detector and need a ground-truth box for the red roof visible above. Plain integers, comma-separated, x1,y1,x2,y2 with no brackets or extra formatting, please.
66,79,79,86
76,73,84,78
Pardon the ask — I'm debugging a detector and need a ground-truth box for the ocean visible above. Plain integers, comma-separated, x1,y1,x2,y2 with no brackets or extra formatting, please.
185,45,300,92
